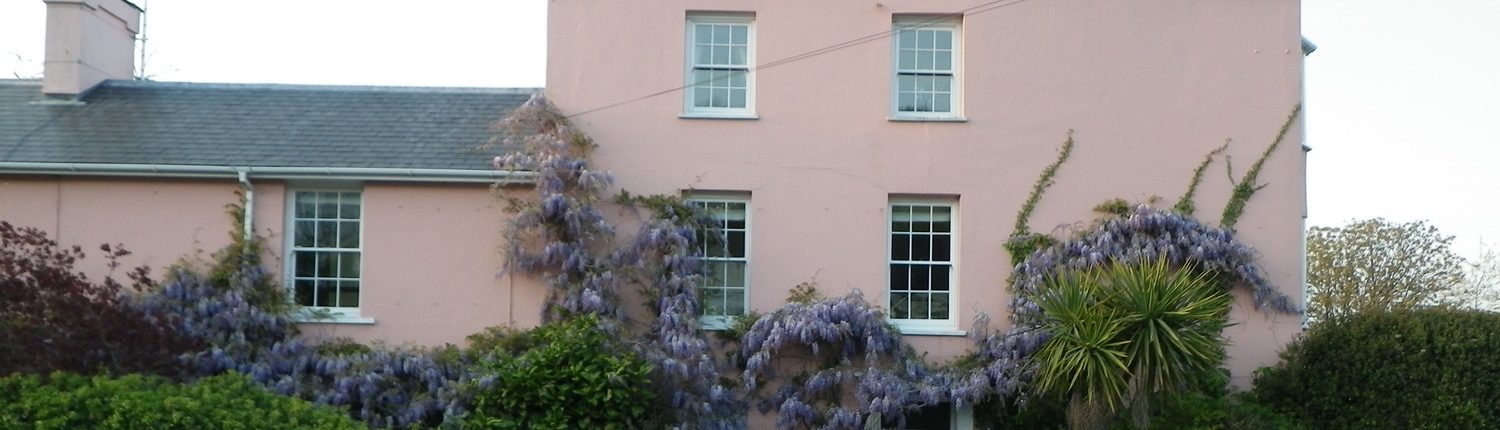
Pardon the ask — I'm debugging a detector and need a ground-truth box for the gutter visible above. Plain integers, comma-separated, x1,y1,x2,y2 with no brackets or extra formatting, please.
0,162,537,184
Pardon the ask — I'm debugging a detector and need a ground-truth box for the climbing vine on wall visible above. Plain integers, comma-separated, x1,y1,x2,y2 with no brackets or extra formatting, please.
493,95,742,429
493,97,1303,429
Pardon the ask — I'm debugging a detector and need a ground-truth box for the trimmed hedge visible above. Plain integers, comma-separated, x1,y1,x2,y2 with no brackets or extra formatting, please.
1253,309,1500,430
0,372,364,430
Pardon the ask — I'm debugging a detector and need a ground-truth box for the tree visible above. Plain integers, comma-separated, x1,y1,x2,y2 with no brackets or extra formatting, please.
1449,244,1500,312
1032,258,1231,430
1305,218,1467,323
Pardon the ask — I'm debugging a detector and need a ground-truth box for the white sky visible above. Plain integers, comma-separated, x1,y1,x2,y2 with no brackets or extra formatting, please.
2,0,1496,256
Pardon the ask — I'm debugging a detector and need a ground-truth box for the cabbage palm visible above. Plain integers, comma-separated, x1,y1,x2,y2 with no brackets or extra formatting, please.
1031,257,1232,430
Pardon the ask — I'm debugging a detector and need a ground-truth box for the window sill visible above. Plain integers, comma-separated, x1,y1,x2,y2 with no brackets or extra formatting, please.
293,309,376,325
895,326,968,337
698,316,735,331
888,116,967,123
679,113,759,120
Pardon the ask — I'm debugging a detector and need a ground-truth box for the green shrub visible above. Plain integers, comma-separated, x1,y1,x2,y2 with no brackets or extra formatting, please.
1253,309,1500,430
464,315,655,430
0,372,364,430
1130,391,1302,430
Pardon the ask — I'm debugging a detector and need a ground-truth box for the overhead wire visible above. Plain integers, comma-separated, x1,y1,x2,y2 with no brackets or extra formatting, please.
562,0,1036,119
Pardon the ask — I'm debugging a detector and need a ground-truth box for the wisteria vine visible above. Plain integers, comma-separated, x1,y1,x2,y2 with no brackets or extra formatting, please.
488,96,1303,429
494,95,743,429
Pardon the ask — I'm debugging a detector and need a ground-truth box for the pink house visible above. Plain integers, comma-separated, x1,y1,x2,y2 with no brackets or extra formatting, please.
2,0,1306,427
546,0,1306,387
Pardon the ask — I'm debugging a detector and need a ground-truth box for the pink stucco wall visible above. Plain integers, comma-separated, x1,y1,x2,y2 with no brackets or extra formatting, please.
296,184,540,346
548,0,1305,387
0,177,245,281
0,177,543,348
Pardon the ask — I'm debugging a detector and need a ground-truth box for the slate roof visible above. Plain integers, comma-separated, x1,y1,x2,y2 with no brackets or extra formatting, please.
0,79,537,170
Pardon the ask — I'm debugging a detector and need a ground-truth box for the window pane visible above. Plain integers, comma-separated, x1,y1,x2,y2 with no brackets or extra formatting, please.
694,85,712,108
936,30,952,50
936,51,952,70
295,193,316,218
695,46,712,65
317,221,337,248
712,46,729,65
891,293,910,319
695,24,712,44
918,50,933,69
731,46,746,65
316,280,336,307
897,74,915,93
339,252,361,279
714,87,729,107
294,280,315,306
898,93,915,112
932,266,950,291
916,75,933,91
911,293,930,319
915,93,932,112
730,71,746,88
726,262,746,288
919,30,934,49
339,193,360,219
935,76,951,92
912,206,931,232
724,203,747,229
726,288,745,316
295,221,315,247
892,234,910,260
295,251,315,277
912,235,932,261
317,252,336,277
899,30,916,49
899,50,915,70
911,265,930,291
339,221,360,248
727,231,746,258
931,293,950,320
317,192,338,218
339,281,360,308
731,25,747,45
730,89,745,108
713,25,730,44
935,94,951,113
892,205,912,231
890,264,909,290
933,235,951,262
702,287,725,316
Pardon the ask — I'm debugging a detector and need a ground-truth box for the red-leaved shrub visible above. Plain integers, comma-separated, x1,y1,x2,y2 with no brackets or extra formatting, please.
0,221,198,377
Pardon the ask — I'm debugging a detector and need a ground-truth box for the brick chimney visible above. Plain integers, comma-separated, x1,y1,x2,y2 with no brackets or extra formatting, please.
42,0,142,97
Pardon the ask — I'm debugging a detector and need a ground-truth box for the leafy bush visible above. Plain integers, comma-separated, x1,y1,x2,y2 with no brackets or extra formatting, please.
0,372,363,430
465,315,656,429
1253,309,1500,429
1135,391,1302,430
0,221,199,377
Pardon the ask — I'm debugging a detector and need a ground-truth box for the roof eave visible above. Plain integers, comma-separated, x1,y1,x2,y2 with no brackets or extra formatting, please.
0,162,536,185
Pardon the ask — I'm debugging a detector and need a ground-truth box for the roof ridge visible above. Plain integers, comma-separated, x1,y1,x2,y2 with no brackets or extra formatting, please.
98,79,543,95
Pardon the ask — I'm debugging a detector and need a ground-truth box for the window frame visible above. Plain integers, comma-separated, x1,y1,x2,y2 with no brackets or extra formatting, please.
887,198,961,335
687,194,751,330
890,16,963,121
682,13,757,119
284,188,372,324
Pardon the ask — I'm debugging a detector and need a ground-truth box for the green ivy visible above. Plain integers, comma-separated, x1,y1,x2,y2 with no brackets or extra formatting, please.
1173,140,1230,216
1005,131,1075,266
1219,105,1301,231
